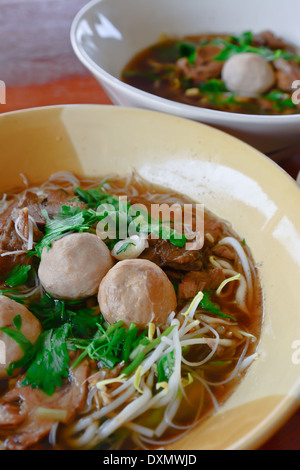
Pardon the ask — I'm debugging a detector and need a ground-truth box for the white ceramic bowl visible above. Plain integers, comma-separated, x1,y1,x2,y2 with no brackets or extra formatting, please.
70,0,300,155
1,104,300,450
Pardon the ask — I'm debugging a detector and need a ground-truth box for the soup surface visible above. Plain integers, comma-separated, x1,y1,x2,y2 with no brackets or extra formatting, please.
0,171,263,450
121,30,300,115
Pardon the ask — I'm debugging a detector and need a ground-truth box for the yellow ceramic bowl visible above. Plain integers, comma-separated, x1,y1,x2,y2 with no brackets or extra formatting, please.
0,105,300,450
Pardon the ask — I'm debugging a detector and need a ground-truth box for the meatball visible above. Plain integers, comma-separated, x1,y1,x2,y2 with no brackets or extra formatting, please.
38,233,113,300
222,52,275,96
0,295,42,379
98,259,177,328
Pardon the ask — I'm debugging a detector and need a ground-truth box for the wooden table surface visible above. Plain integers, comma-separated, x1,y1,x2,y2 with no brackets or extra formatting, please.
0,0,299,450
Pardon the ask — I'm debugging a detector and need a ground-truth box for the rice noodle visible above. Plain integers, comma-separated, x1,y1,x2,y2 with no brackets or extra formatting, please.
217,237,253,304
0,249,27,257
14,214,36,251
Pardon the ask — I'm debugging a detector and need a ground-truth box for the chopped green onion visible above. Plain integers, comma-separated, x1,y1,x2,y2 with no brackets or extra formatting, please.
122,325,176,376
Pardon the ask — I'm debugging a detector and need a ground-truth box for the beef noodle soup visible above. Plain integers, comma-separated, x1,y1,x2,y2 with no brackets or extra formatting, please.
121,30,300,115
0,171,263,450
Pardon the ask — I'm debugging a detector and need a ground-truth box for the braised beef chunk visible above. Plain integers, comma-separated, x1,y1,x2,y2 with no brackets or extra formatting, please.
176,54,223,82
140,237,204,271
0,191,46,276
40,189,83,219
204,215,224,241
10,191,45,227
0,360,89,450
0,191,45,249
0,189,82,276
252,30,288,50
0,218,23,254
177,268,225,304
273,58,300,92
213,244,236,260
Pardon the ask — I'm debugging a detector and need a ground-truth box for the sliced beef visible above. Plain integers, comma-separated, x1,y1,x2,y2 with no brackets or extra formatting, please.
0,360,89,450
204,214,224,241
252,31,289,50
176,51,223,83
0,188,82,276
273,58,300,92
10,191,45,228
213,243,236,260
15,207,44,243
177,268,225,304
0,192,45,276
196,44,223,63
41,189,83,219
0,218,24,255
140,237,204,271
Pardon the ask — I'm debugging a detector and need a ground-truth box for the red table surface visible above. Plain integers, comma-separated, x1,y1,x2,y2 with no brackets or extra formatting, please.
0,0,299,450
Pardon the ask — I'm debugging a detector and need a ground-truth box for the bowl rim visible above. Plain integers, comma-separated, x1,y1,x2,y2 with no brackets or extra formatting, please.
1,102,299,192
70,0,300,124
0,103,300,450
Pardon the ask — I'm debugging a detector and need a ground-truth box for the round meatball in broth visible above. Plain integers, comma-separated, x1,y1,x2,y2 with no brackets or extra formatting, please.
38,233,113,300
98,259,177,328
222,52,275,96
0,295,42,379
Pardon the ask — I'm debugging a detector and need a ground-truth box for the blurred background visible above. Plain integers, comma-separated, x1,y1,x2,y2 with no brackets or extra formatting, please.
0,0,111,110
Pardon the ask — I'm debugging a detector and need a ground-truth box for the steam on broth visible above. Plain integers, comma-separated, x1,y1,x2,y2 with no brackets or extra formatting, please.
0,171,262,450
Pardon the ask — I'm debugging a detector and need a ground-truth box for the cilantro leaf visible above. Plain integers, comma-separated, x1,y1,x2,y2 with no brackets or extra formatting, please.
116,241,136,255
29,293,99,336
20,324,71,396
2,264,32,287
67,307,100,337
178,41,197,64
32,185,190,259
233,31,253,47
199,79,227,93
32,205,103,258
74,186,110,208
